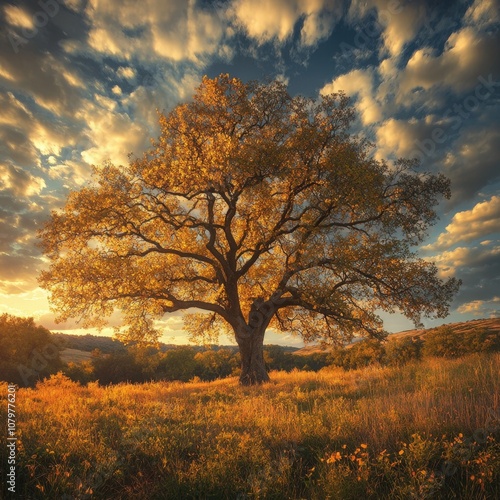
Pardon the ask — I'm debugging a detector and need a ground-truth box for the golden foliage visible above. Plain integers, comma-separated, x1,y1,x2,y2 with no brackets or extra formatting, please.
38,74,459,347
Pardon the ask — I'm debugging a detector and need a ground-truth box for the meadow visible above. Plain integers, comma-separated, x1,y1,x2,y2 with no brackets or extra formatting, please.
1,353,499,499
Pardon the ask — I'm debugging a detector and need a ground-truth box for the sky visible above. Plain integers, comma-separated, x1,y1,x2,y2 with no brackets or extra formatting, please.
0,0,499,346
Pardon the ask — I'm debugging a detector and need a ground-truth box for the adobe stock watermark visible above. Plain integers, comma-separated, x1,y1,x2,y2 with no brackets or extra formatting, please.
7,0,63,54
410,74,500,163
6,384,17,494
17,340,62,387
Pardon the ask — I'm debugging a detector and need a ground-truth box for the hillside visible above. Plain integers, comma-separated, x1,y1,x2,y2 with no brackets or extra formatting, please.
60,348,92,364
387,317,500,340
293,317,500,356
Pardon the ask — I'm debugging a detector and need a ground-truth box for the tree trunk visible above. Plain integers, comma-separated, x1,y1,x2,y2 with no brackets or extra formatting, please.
236,330,270,386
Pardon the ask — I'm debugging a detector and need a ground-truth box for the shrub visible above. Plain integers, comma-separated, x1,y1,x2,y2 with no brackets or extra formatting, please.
423,326,500,358
0,314,63,386
385,336,424,366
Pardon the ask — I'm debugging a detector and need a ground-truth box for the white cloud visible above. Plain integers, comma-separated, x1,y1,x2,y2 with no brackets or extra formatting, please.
116,66,136,81
457,296,500,316
3,4,34,30
231,0,301,43
84,0,225,64
398,24,500,97
62,0,86,13
301,10,336,46
375,118,422,159
78,100,150,166
348,0,427,57
321,68,381,125
231,0,342,47
464,0,500,28
0,64,16,82
427,243,500,279
0,163,46,196
426,196,500,251
47,160,91,187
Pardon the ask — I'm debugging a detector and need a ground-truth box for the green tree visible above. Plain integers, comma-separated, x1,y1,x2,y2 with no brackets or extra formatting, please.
158,346,198,382
39,74,460,385
92,350,147,384
342,339,385,370
0,314,63,386
64,360,95,384
385,336,424,366
423,326,500,358
194,349,237,380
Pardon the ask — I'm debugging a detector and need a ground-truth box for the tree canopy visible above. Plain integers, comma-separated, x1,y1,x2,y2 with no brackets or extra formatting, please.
0,314,63,386
39,74,460,384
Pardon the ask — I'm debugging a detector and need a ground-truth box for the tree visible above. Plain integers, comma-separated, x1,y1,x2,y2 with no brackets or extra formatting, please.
385,336,424,366
0,314,63,386
423,326,500,358
39,74,460,385
158,346,198,382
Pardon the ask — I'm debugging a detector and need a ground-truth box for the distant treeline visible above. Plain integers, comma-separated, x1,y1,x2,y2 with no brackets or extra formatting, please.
1,313,500,387
63,325,500,385
64,344,322,385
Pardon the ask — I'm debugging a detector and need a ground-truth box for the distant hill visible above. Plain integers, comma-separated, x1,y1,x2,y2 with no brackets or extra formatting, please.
386,317,500,341
52,332,128,354
293,318,500,355
54,318,499,362
60,348,93,364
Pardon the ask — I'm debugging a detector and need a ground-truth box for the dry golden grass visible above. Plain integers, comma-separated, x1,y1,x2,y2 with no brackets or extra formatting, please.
1,353,499,499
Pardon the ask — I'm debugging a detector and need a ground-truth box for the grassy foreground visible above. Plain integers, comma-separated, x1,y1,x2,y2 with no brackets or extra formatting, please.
1,354,499,499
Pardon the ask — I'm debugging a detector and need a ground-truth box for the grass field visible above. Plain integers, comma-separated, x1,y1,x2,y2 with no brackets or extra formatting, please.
1,353,499,499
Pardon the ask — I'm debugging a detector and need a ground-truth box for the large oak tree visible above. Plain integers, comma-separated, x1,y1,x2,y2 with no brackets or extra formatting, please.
39,74,460,385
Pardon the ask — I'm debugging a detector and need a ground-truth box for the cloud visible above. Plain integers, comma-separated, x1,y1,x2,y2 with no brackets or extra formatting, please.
426,196,500,251
231,0,342,47
398,25,500,97
0,253,41,294
47,159,91,187
0,90,83,174
375,117,427,159
84,0,225,64
3,4,34,30
61,0,86,14
0,45,86,116
457,297,500,317
442,125,500,204
0,163,46,197
300,8,339,47
79,104,149,166
429,244,500,277
426,241,500,315
464,0,500,28
116,66,136,81
321,68,382,125
348,0,427,57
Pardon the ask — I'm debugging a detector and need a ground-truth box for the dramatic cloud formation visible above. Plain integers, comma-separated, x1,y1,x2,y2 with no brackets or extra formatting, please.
427,196,500,251
1,0,499,341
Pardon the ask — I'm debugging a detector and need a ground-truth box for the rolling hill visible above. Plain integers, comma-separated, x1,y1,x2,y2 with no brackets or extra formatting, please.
293,317,500,356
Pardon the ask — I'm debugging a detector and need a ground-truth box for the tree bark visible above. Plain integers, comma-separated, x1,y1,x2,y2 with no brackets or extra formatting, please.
236,329,270,386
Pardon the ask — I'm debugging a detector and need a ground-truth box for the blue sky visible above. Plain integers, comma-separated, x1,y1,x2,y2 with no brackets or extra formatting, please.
0,0,499,346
